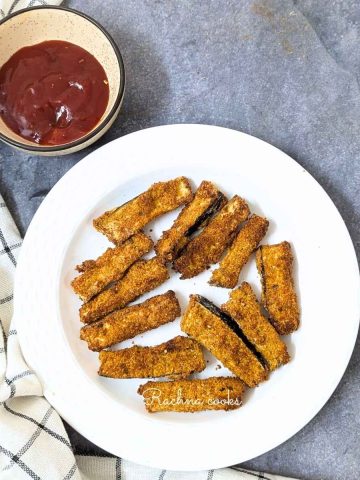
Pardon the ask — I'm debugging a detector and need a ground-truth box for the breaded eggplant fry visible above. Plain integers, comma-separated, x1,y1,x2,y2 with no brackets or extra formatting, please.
256,241,300,335
93,177,193,244
155,181,226,262
98,336,205,379
221,282,290,371
210,214,269,288
181,295,267,387
79,257,169,324
75,260,96,273
174,196,250,279
72,233,153,302
80,291,181,351
138,376,245,413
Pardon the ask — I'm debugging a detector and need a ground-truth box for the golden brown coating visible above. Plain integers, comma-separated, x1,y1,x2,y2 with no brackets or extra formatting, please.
71,233,153,302
180,295,267,387
138,376,245,413
174,196,250,279
79,257,169,324
80,291,181,351
221,282,290,371
75,260,96,273
256,241,300,335
210,215,269,289
155,181,226,262
98,336,206,379
93,177,193,244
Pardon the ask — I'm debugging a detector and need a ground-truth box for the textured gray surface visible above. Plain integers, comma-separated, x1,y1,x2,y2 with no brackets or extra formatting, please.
0,1,359,479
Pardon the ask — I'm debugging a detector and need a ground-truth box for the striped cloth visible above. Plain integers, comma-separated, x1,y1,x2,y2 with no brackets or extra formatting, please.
0,2,299,477
0,193,295,479
0,0,61,18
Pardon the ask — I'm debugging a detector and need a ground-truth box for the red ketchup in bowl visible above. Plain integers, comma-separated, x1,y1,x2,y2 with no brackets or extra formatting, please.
0,40,109,145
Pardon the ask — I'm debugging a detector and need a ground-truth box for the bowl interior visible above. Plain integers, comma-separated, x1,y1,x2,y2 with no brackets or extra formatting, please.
0,7,122,149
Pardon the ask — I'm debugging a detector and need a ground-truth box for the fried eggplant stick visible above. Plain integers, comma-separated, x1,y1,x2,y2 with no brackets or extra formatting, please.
210,214,269,288
181,295,267,387
80,291,180,351
138,376,245,413
93,177,193,244
256,241,300,335
79,257,169,323
222,282,290,371
98,336,205,379
71,233,153,302
174,196,250,279
155,181,226,262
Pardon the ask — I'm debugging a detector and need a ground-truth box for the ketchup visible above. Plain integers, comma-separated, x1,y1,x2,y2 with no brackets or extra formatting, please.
0,40,109,145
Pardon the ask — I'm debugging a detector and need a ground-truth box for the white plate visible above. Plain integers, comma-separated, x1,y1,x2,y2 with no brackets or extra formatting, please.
15,124,360,471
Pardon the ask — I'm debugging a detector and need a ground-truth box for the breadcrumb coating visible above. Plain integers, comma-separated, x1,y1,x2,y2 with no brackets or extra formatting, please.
93,177,193,244
210,214,268,289
256,241,300,335
79,257,169,323
98,336,205,379
80,290,181,351
71,233,153,302
155,180,226,262
221,282,290,370
181,295,267,387
174,196,250,279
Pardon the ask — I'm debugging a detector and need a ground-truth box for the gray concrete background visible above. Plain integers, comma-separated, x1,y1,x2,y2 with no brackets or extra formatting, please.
0,1,359,479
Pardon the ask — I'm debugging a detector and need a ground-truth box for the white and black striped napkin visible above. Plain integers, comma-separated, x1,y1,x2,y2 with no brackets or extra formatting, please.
0,0,61,18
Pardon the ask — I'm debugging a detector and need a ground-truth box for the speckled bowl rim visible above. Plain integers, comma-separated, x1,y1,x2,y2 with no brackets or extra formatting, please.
0,5,125,153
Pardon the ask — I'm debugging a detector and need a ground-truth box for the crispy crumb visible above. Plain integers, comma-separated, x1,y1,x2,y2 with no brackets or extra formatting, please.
72,233,153,302
174,196,250,278
181,295,267,387
79,257,169,323
155,180,226,262
93,177,193,244
256,242,299,334
80,291,180,351
210,214,269,288
222,282,290,370
98,336,205,379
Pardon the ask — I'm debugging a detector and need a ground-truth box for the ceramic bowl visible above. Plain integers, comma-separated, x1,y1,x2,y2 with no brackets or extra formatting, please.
0,6,125,156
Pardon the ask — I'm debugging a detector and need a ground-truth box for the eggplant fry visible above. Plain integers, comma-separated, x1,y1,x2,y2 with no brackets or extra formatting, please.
93,177,193,244
174,196,250,279
75,260,96,273
79,257,169,324
181,295,267,387
210,214,269,289
98,336,206,379
138,376,245,413
155,180,226,262
256,241,300,335
222,282,290,371
72,233,153,302
80,291,181,351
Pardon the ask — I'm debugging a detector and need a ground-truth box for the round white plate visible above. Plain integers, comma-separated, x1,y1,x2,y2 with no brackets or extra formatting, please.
15,124,360,471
